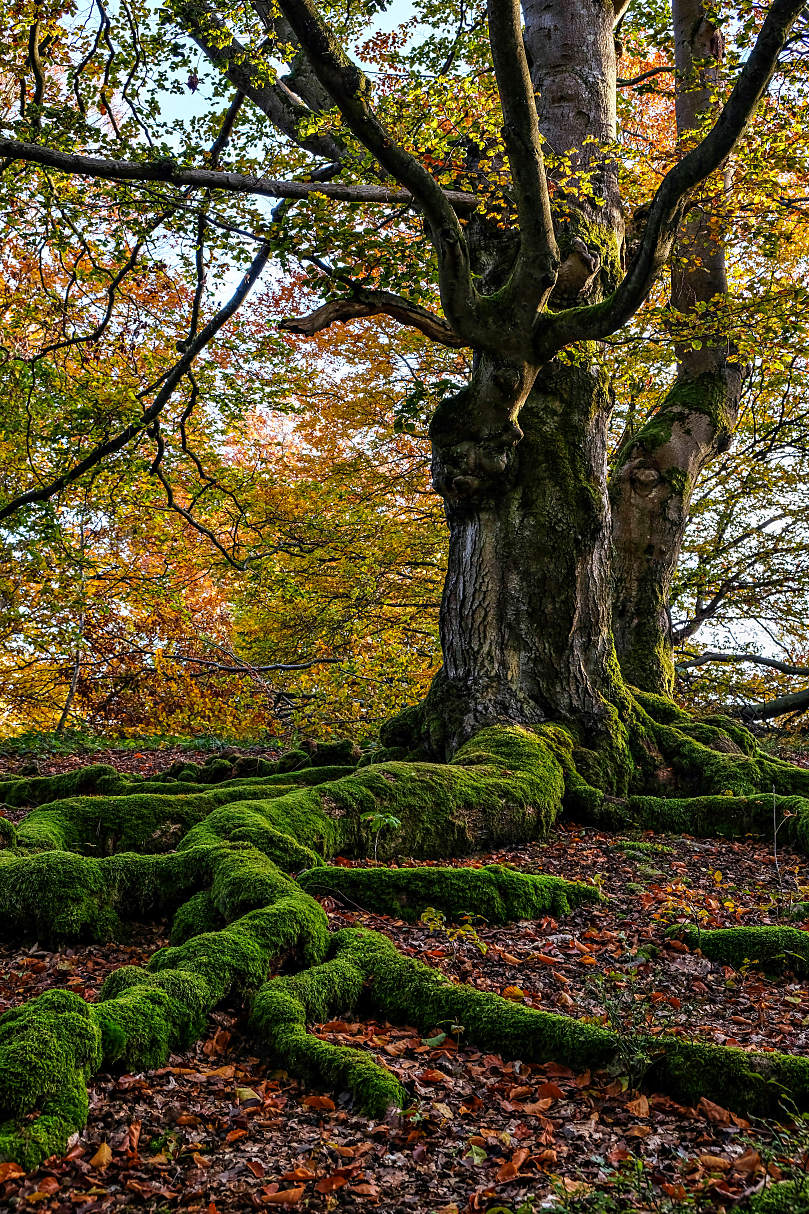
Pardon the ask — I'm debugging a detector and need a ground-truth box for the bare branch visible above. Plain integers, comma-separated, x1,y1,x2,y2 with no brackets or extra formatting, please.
280,289,466,347
678,650,809,676
486,0,557,300
0,137,478,209
0,240,273,520
169,654,345,673
173,0,342,160
265,0,484,341
617,64,674,87
732,685,809,722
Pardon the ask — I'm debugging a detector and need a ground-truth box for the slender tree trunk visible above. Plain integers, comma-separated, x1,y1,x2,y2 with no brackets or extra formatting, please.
611,0,742,693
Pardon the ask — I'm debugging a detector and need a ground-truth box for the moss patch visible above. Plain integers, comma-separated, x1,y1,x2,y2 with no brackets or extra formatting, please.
298,863,600,922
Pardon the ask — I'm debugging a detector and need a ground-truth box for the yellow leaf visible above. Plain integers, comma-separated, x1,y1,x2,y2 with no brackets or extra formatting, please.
90,1142,113,1170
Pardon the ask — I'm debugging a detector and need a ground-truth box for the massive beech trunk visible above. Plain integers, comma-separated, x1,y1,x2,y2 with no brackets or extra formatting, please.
422,0,627,753
611,0,743,694
430,360,619,749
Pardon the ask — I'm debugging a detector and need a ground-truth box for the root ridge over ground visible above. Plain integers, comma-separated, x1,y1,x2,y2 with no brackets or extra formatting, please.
1,703,809,1204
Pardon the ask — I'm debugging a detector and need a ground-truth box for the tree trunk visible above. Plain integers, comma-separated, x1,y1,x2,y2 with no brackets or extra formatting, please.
426,358,622,755
418,0,626,755
611,0,742,694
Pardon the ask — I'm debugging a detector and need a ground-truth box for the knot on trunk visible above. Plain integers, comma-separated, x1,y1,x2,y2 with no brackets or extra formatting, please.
429,367,530,509
550,237,601,305
431,422,523,506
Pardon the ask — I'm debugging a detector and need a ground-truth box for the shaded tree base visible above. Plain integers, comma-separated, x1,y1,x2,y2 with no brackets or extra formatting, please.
2,699,809,1170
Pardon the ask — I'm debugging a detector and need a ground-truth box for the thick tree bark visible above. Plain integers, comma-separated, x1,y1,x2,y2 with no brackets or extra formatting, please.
427,359,620,753
416,0,628,756
611,0,743,694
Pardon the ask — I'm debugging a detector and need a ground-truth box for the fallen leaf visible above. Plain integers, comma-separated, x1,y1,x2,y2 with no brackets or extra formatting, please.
496,1147,530,1181
502,985,525,1000
315,1174,349,1193
699,1154,731,1171
0,1162,24,1181
627,1094,649,1117
89,1143,113,1170
302,1094,335,1111
697,1096,731,1125
535,1081,564,1100
262,1186,305,1206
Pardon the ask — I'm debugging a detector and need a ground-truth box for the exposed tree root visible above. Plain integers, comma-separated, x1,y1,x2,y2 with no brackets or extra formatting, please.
745,1181,809,1212
296,863,601,921
675,926,809,976
3,710,809,1171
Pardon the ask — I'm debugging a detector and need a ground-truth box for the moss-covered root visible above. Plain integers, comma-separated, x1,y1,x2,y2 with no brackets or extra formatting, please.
298,863,601,923
677,926,809,976
332,928,809,1119
580,788,809,850
632,690,809,800
181,726,565,862
0,765,126,808
0,840,323,944
744,1181,809,1212
0,991,101,1170
251,960,405,1119
0,877,328,1168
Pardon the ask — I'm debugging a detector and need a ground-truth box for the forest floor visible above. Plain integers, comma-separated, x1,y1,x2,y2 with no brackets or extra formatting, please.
3,749,809,1212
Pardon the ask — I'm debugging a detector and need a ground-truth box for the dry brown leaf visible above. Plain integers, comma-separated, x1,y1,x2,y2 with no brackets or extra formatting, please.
89,1142,113,1170
699,1154,731,1171
262,1186,305,1206
315,1174,349,1193
697,1096,732,1125
302,1094,335,1111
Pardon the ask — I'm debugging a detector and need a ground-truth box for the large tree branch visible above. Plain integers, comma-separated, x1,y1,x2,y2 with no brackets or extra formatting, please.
279,289,466,347
262,0,484,343
0,137,478,209
537,0,807,356
486,0,557,304
678,651,809,676
732,685,809,722
172,0,342,161
0,241,272,521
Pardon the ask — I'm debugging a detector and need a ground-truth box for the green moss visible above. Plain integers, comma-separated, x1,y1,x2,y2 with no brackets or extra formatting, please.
251,954,405,1118
307,740,360,768
598,791,809,851
0,863,329,1167
647,1036,809,1118
613,839,674,856
0,990,101,1169
744,1181,809,1212
631,692,809,801
678,926,809,976
180,726,564,861
9,717,809,1173
276,749,312,773
298,863,600,922
170,890,224,944
0,765,124,808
